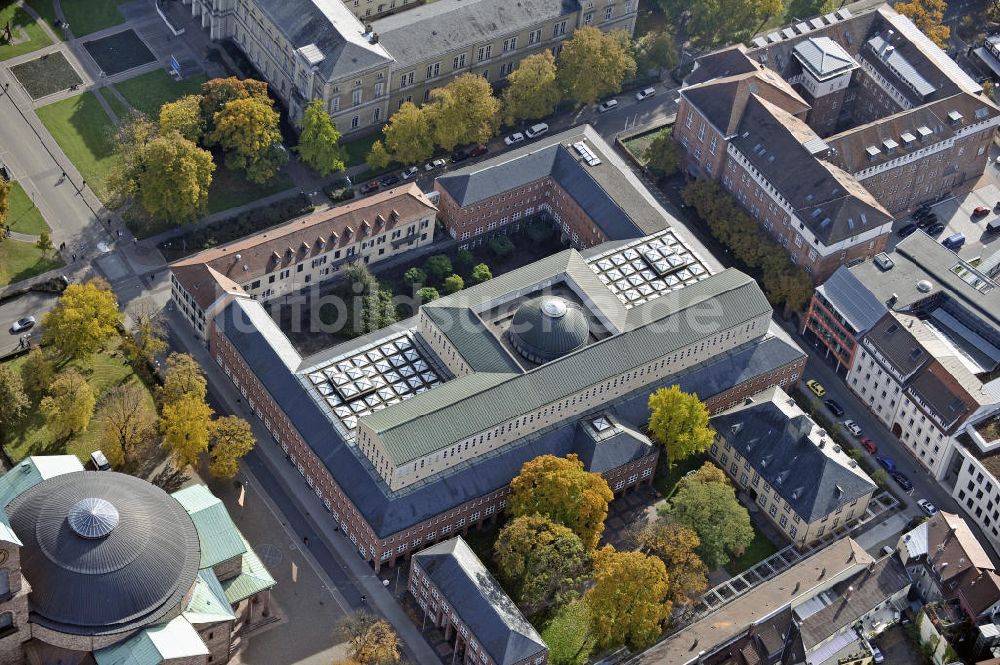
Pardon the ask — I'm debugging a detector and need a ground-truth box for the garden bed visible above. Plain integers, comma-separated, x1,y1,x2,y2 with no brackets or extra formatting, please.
83,29,155,76
11,52,81,99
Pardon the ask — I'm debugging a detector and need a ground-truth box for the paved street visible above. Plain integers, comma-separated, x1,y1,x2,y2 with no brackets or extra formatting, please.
0,291,57,355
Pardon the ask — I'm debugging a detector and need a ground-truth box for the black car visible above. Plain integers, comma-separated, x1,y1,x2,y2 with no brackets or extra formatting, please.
926,222,946,235
891,472,913,492
379,174,400,187
897,223,918,238
915,214,938,228
450,148,470,163
823,399,845,417
913,207,933,220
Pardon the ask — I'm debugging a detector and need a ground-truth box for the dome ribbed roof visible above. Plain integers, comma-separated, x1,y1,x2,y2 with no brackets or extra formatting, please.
509,296,589,364
6,472,200,636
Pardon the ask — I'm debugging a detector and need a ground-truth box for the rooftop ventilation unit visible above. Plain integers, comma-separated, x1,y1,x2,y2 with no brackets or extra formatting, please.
874,253,895,271
572,141,602,166
916,279,933,293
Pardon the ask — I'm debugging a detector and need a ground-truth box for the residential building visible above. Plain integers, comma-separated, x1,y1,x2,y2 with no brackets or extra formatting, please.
675,4,1000,280
435,126,679,250
169,184,436,342
0,457,274,665
410,537,547,665
631,537,910,665
709,386,877,548
178,0,636,134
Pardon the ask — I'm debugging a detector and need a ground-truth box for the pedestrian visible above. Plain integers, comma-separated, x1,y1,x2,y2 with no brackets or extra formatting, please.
303,535,309,546
71,253,75,261
117,229,122,238
105,218,111,227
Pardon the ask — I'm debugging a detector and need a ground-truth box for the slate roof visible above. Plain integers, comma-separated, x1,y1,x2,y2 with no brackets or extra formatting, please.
712,387,877,522
374,0,574,69
574,418,653,472
251,0,392,81
684,46,758,86
815,266,887,335
863,314,928,378
792,36,857,80
436,126,671,239
422,307,523,373
94,616,209,665
680,70,809,137
925,511,994,584
413,537,546,665
173,485,248,569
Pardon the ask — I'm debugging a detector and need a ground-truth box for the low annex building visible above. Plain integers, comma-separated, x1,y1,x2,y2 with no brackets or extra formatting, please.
410,537,548,665
0,457,274,665
709,386,877,548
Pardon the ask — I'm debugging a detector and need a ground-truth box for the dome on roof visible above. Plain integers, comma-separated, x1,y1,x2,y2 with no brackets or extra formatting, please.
509,296,589,364
5,471,200,637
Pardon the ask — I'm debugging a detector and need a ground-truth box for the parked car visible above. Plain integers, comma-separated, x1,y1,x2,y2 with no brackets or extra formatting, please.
823,398,845,417
423,158,447,171
469,144,489,158
914,213,938,228
598,99,619,113
450,148,471,163
994,200,1000,214
379,174,400,187
897,223,918,238
871,645,885,664
986,218,1000,236
326,177,354,202
525,123,549,139
359,180,380,195
913,207,933,220
892,472,913,492
635,87,656,101
805,379,826,397
973,206,991,218
926,222,946,235
942,232,966,251
843,419,862,437
860,437,877,454
504,132,525,146
401,166,419,179
876,455,896,473
917,499,938,516
10,316,36,334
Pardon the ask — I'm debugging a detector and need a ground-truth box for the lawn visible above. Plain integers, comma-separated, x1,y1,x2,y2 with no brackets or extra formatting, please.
83,29,155,76
652,454,705,500
343,132,381,168
113,69,207,118
0,339,157,464
36,92,117,202
0,5,53,60
621,127,663,166
0,239,63,286
60,0,124,37
95,87,131,122
24,0,60,35
206,163,293,214
724,525,780,576
10,51,81,99
5,182,48,235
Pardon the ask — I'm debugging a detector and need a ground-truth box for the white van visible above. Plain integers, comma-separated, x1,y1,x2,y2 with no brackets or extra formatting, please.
525,123,549,139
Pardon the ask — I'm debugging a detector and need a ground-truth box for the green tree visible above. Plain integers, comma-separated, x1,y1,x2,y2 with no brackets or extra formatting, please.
40,370,96,439
639,520,709,606
159,352,208,407
584,546,671,650
647,386,714,469
160,393,213,469
542,601,595,665
337,611,401,665
209,97,287,183
682,461,729,486
428,73,500,151
509,453,614,551
19,348,54,398
296,99,347,176
784,0,834,24
684,0,784,45
208,415,256,479
665,469,754,569
0,365,29,432
471,263,492,284
139,132,216,221
502,50,562,125
42,279,123,360
101,382,154,468
123,299,168,366
489,235,514,258
455,249,476,274
557,27,636,105
645,127,682,176
494,515,590,614
366,139,391,171
199,76,270,135
424,254,453,281
403,266,427,286
159,94,205,143
443,274,464,293
35,229,53,256
343,264,398,337
416,287,440,303
383,103,434,165
634,30,677,76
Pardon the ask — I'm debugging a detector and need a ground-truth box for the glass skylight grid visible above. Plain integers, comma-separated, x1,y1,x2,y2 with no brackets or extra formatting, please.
304,332,444,438
587,230,711,308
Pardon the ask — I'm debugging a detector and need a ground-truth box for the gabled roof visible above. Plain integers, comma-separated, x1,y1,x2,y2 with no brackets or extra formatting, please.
959,569,1000,617
183,570,237,624
173,484,247,569
925,511,994,583
793,36,857,80
681,70,809,136
712,387,877,522
221,533,276,604
413,537,546,665
94,616,209,665
685,45,758,86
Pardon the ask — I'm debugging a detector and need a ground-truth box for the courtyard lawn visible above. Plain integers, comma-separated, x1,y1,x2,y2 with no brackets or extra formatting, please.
24,0,60,35
95,87,131,122
10,51,81,99
0,5,53,60
342,132,381,168
0,239,63,286
206,164,293,214
113,69,207,118
5,182,49,235
724,526,780,576
0,339,157,464
653,454,705,500
36,92,117,202
59,0,124,37
621,128,661,165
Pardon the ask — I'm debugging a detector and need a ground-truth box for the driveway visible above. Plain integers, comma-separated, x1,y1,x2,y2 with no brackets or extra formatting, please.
0,291,58,356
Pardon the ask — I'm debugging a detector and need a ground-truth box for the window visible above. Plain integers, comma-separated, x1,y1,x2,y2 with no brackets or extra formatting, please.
478,45,492,61
604,5,614,19
351,116,359,129
352,88,363,106
500,62,513,76
553,21,567,37
503,37,517,52
0,612,14,637
528,29,541,45
426,62,440,78
400,71,414,87
453,53,466,69
330,96,341,113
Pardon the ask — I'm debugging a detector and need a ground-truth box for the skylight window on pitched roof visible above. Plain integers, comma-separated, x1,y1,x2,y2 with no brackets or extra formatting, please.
811,207,822,218
976,107,990,120
591,416,612,432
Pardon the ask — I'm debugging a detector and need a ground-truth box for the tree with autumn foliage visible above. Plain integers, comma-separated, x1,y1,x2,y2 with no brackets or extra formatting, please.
158,352,207,407
101,383,155,468
209,96,287,183
199,77,270,135
584,546,671,650
383,102,434,165
502,50,562,125
896,0,950,48
42,279,123,360
208,415,256,479
336,611,400,665
160,95,205,143
508,454,613,551
639,520,709,606
647,386,714,469
41,370,96,440
428,73,500,152
557,27,636,106
160,394,213,469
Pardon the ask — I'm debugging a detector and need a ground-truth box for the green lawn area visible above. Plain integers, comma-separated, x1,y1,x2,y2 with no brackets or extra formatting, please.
0,239,63,286
653,454,705,501
1,340,157,463
206,163,293,214
5,182,49,235
60,0,124,37
112,69,207,118
36,92,117,202
724,525,780,576
95,87,130,122
25,0,60,36
0,5,53,60
621,128,662,166
343,132,380,169
540,601,594,665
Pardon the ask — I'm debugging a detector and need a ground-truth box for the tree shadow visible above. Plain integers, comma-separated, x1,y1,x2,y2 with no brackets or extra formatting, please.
150,465,189,492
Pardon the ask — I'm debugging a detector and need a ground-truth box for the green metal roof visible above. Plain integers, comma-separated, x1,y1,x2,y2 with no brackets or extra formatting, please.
0,456,84,545
423,307,523,374
221,534,276,604
184,569,237,624
94,616,209,665
173,485,246,568
364,269,769,465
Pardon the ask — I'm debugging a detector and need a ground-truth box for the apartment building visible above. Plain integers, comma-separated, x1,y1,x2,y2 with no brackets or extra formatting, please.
709,386,877,548
169,184,436,341
410,537,548,665
179,0,636,134
674,4,1000,280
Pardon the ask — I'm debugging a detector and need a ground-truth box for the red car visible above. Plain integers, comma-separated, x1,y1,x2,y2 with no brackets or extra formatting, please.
973,206,990,217
469,144,489,158
359,180,381,195
861,437,877,454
